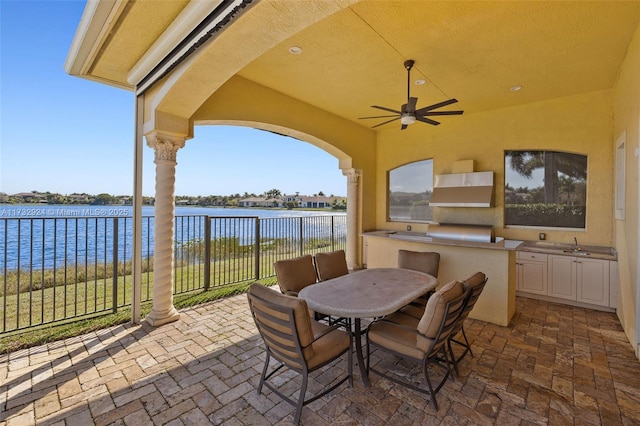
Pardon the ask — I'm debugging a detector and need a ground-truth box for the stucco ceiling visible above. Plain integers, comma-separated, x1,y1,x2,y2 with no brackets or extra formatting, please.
69,0,640,130
238,1,640,125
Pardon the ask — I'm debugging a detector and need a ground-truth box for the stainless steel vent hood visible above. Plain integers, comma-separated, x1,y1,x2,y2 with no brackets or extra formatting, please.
429,171,494,207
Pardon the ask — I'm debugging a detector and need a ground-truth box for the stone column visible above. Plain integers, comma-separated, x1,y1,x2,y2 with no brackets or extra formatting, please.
342,168,362,270
145,132,186,326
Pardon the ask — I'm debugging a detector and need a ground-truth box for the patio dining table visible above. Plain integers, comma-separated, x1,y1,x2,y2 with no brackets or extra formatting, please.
298,267,437,386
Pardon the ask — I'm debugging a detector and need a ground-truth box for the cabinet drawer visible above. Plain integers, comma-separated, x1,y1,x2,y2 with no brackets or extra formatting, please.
517,251,548,262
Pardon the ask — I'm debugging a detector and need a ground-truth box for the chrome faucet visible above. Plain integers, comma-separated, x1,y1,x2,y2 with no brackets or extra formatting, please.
573,237,582,252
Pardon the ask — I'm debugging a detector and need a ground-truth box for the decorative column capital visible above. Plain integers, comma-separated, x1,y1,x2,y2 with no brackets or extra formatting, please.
342,168,362,184
145,132,187,162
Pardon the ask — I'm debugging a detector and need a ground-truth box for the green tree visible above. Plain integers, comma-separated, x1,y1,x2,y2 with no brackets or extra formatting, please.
507,151,586,204
47,193,66,204
263,188,282,199
92,193,118,205
559,175,576,204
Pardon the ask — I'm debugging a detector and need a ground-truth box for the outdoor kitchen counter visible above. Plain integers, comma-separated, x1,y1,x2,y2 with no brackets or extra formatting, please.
362,231,521,326
363,230,522,251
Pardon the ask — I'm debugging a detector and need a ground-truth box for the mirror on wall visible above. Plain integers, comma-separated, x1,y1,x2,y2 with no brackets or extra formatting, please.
388,159,433,222
504,150,587,229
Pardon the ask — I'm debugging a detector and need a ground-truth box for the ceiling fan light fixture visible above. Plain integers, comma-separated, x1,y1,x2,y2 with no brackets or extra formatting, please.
400,114,416,125
358,59,463,130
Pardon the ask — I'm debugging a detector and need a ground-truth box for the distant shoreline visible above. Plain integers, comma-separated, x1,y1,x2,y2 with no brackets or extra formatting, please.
0,203,336,210
0,204,345,219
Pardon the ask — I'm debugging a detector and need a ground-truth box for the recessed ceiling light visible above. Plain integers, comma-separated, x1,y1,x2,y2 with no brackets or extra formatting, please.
415,79,426,85
289,46,302,54
510,85,523,92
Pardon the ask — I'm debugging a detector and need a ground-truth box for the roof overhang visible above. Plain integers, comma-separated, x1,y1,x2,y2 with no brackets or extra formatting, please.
65,0,254,93
65,1,640,129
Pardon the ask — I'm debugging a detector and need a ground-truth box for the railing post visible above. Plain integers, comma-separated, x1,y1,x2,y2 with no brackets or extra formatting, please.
112,218,118,313
331,216,335,251
255,218,260,280
299,217,304,256
204,217,211,291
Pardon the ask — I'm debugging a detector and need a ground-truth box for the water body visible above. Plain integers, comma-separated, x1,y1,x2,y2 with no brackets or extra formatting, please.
0,205,346,270
0,204,343,219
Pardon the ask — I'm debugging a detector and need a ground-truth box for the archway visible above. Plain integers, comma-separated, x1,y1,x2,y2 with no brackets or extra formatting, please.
141,118,366,326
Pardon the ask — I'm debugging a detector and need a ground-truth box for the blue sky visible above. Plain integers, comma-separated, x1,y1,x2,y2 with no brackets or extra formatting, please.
0,1,346,197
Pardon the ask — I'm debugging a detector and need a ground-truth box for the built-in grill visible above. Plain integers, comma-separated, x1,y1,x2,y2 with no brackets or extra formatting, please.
426,223,494,243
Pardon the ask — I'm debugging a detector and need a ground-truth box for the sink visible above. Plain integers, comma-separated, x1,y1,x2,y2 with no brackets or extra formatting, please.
520,240,615,259
528,241,563,248
522,241,569,252
563,249,590,256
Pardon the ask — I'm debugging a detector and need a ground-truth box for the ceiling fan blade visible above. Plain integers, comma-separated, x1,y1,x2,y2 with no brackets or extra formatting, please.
406,97,418,113
359,114,400,119
371,105,402,114
422,110,464,116
416,116,441,126
371,116,401,128
414,98,459,115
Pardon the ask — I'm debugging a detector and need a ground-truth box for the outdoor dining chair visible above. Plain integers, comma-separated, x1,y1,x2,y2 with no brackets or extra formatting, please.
397,249,441,316
247,284,352,425
314,249,349,281
314,249,351,327
274,255,318,296
448,271,488,375
366,280,468,410
397,249,441,278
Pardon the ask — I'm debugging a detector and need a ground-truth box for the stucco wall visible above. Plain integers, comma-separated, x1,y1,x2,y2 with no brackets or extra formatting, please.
375,89,614,248
614,22,640,354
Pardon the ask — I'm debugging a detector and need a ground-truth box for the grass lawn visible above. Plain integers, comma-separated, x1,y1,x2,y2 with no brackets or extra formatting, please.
0,244,335,353
0,255,281,353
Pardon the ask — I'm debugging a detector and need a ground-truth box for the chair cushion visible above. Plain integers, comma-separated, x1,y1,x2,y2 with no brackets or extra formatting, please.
368,320,434,359
462,271,486,291
307,321,351,369
384,311,420,328
397,249,440,277
274,255,318,294
398,303,426,320
315,250,349,281
417,280,464,338
248,284,315,348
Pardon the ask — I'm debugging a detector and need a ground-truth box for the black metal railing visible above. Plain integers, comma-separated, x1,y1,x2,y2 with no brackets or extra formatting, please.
0,214,346,334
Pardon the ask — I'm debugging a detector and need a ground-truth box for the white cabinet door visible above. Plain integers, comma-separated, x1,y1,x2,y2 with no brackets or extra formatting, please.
517,252,547,295
519,261,547,294
519,251,613,309
548,255,577,300
577,258,609,306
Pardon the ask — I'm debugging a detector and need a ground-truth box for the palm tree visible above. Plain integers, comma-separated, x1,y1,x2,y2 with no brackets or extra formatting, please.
507,151,586,204
559,175,576,205
264,188,282,199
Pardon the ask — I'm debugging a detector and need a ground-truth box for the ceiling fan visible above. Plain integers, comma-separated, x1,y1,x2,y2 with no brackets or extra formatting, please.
359,59,463,130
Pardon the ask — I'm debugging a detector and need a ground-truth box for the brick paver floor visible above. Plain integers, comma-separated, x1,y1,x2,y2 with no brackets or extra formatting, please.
1,291,640,425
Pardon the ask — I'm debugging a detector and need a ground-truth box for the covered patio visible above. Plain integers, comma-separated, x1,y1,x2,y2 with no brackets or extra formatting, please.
4,1,635,423
2,293,639,424
62,0,640,358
